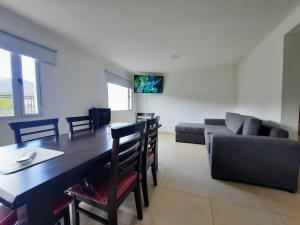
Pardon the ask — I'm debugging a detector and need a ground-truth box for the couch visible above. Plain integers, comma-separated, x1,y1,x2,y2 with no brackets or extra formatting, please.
175,112,300,192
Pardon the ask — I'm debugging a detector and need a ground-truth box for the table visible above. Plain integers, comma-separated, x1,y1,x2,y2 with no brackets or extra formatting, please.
0,126,113,225
0,122,161,225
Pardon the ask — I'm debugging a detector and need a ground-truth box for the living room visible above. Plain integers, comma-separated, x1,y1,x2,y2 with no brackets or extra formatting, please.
1,1,300,225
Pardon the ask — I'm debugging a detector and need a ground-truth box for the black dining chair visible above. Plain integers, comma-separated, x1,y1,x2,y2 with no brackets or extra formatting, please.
136,113,155,122
9,118,60,144
141,116,160,207
66,116,93,137
8,118,72,225
68,121,145,225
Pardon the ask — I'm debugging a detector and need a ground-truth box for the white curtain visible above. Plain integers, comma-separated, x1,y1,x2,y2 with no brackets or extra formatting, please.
105,70,133,89
0,29,57,65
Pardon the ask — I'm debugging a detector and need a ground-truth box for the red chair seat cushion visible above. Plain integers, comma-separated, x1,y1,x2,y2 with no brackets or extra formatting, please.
0,204,17,225
0,195,71,225
68,171,138,206
53,194,73,215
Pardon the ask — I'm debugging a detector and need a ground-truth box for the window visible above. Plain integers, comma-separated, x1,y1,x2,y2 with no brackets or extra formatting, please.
21,56,40,115
105,70,133,111
0,49,14,117
107,83,132,111
0,48,42,118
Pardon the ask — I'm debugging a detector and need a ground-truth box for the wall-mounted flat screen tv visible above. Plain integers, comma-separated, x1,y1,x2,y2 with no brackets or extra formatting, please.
134,74,164,93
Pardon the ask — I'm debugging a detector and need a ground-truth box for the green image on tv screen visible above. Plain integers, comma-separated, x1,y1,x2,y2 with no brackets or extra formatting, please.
134,75,164,93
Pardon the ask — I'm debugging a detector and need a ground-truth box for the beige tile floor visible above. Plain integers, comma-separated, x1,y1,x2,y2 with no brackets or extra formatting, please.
78,133,300,225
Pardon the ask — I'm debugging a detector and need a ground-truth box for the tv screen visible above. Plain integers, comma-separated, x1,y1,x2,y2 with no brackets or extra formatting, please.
134,74,164,93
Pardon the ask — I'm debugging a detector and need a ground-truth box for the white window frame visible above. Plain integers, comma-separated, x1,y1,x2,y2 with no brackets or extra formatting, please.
0,49,43,119
107,82,133,112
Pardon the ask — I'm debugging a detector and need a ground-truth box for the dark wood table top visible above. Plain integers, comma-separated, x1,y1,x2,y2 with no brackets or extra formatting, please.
0,126,113,209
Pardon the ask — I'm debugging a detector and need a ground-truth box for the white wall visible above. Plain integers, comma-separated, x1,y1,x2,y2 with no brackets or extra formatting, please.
281,32,300,140
237,3,300,127
0,7,136,146
136,66,237,132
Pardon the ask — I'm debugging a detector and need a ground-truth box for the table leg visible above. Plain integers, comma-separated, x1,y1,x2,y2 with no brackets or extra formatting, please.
17,193,54,225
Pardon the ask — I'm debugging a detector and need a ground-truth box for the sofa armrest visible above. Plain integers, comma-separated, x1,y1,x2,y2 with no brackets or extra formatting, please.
210,134,300,191
211,134,300,155
204,119,226,126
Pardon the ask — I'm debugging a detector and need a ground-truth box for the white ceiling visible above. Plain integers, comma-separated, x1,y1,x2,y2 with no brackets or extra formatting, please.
0,0,299,73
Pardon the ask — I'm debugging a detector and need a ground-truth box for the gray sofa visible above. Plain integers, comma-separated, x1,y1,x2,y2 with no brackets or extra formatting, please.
175,112,300,192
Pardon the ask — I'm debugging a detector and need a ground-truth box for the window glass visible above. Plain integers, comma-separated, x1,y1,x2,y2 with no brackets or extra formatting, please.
0,49,14,117
21,55,39,114
0,48,42,118
129,89,132,110
107,83,132,111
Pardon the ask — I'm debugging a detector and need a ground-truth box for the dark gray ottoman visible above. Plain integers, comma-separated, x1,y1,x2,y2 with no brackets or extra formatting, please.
175,123,206,144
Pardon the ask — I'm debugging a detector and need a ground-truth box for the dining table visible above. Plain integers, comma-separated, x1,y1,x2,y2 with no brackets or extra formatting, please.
0,122,161,225
0,123,127,225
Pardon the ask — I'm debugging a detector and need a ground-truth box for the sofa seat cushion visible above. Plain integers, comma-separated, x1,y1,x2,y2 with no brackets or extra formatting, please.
205,127,233,136
68,171,137,206
204,127,233,153
175,123,206,135
242,117,262,136
205,127,233,143
226,112,244,134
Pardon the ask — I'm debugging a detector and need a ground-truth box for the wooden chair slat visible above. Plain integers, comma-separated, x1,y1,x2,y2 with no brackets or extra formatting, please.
72,123,91,128
71,121,145,225
111,122,144,139
22,134,58,143
8,118,72,223
148,143,156,153
118,161,138,178
136,113,155,122
149,138,157,146
21,128,56,137
141,116,160,207
66,116,93,137
66,116,90,123
119,151,139,169
9,118,59,144
118,135,141,153
119,141,141,161
9,118,59,129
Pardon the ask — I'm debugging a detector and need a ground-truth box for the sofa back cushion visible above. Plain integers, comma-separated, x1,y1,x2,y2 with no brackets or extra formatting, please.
242,117,262,135
258,125,272,136
226,112,244,134
258,124,289,138
269,128,289,138
225,112,238,125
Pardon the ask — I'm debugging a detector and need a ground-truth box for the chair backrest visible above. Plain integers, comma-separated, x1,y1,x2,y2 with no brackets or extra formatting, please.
66,116,93,136
89,108,111,129
9,118,59,144
109,121,145,202
142,116,160,165
136,113,155,122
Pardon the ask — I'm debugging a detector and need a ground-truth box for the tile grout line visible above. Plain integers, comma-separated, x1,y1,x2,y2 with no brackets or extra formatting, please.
277,213,288,225
208,195,216,225
163,162,280,215
160,135,295,224
157,184,210,199
209,198,284,215
260,188,293,225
